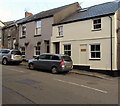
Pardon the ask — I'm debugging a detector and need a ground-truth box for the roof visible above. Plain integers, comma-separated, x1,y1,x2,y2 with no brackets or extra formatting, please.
53,0,120,26
17,2,79,24
4,21,14,26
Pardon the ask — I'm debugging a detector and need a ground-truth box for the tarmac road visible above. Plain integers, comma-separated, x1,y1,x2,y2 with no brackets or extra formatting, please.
2,64,119,104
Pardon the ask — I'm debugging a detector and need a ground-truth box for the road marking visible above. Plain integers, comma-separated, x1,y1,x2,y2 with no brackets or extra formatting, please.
53,78,108,94
12,70,25,73
4,68,25,73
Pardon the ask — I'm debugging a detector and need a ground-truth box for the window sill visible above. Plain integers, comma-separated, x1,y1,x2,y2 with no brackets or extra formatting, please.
56,36,64,38
91,29,101,31
89,58,101,60
34,34,42,37
20,36,26,39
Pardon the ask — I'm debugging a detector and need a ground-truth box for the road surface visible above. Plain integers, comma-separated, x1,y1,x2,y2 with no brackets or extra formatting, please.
2,64,119,104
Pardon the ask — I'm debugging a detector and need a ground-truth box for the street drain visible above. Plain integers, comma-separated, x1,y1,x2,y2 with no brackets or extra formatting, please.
17,79,40,85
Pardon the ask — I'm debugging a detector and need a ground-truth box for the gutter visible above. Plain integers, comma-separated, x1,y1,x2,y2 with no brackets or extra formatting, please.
109,16,113,71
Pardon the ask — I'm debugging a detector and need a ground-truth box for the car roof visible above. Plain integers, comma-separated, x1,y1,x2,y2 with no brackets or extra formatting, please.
0,49,10,51
0,49,19,51
41,53,69,57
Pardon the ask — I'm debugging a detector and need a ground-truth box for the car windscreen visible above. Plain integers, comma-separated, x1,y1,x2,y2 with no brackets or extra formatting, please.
11,51,22,55
1,50,10,54
62,56,72,62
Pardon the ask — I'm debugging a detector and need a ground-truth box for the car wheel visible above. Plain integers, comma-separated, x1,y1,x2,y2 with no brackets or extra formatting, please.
29,63,34,70
51,67,58,74
2,58,8,65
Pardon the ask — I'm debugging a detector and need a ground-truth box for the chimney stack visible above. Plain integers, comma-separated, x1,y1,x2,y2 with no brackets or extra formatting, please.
25,11,33,17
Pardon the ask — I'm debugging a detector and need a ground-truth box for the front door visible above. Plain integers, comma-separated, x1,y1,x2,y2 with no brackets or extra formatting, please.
55,42,60,54
80,44,87,65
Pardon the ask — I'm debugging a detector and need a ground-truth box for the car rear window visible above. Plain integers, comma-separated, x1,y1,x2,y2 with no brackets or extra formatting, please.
52,55,60,60
62,56,72,62
11,51,22,55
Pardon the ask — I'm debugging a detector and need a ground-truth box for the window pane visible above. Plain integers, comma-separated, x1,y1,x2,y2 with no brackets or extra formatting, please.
96,24,101,29
94,20,98,24
62,56,72,61
91,45,95,51
22,24,26,35
64,45,67,50
1,50,10,54
96,52,100,58
45,55,51,60
64,51,68,55
96,45,100,51
68,51,71,56
68,45,71,50
39,55,46,59
38,46,40,50
58,26,63,36
91,52,95,58
36,21,41,28
98,19,101,23
52,55,60,60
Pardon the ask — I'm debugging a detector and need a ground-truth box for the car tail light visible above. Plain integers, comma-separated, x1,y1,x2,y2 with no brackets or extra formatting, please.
60,61,65,65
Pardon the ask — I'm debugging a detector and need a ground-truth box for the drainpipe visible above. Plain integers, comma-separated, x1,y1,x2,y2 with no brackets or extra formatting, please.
109,16,113,71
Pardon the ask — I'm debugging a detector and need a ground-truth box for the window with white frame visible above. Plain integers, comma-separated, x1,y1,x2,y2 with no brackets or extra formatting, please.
8,39,11,49
93,18,101,30
64,44,71,56
90,44,101,59
21,24,26,36
35,21,41,35
58,26,63,36
20,47,25,56
35,43,41,56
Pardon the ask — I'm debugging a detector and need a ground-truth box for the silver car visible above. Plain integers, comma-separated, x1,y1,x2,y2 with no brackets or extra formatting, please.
0,49,23,65
28,53,73,74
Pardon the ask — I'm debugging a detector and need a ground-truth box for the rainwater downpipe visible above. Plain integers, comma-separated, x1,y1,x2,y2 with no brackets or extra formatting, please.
109,16,113,71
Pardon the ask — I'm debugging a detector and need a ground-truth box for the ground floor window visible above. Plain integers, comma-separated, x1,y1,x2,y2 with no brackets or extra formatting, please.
35,43,41,56
13,39,16,49
64,44,71,56
20,47,25,56
90,44,101,59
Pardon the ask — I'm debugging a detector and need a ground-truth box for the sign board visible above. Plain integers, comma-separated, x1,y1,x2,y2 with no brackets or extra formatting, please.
81,49,86,52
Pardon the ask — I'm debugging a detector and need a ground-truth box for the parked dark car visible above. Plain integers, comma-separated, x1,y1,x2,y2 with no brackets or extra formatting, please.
28,53,73,74
0,49,23,65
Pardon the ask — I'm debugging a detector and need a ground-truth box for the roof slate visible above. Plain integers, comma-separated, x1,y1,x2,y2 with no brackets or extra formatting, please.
56,0,120,25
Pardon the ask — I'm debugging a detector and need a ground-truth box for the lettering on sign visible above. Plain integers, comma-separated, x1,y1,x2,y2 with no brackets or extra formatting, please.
81,49,86,52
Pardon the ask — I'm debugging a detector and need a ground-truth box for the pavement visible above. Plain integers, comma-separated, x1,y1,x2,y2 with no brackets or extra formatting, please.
21,62,118,80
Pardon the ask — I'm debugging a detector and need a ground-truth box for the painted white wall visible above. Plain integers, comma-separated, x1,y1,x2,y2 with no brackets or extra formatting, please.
51,15,117,70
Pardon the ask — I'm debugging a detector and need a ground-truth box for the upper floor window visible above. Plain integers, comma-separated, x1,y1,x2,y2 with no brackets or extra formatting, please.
93,19,101,30
35,21,41,35
58,26,63,36
90,44,101,59
22,24,26,36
